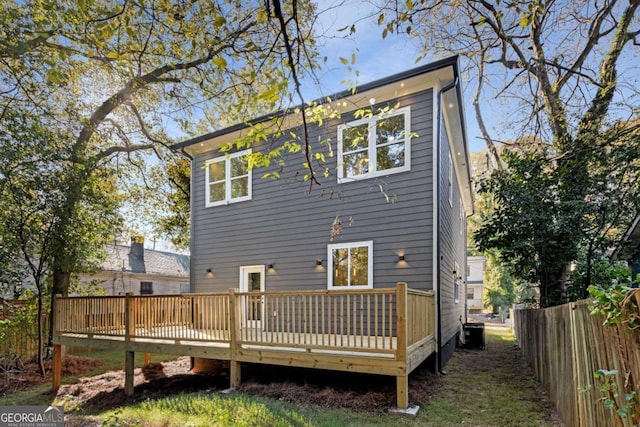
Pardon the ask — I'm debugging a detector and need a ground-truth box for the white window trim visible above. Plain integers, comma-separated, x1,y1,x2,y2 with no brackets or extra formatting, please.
205,149,252,207
454,261,460,303
337,107,411,183
327,240,374,290
448,148,453,207
460,199,464,235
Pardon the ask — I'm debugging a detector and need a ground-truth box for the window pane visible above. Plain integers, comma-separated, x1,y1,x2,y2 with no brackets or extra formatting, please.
350,246,369,287
377,142,405,171
332,248,348,287
342,123,369,152
209,182,225,202
231,177,248,199
376,115,405,145
209,161,225,182
343,152,369,177
230,155,249,177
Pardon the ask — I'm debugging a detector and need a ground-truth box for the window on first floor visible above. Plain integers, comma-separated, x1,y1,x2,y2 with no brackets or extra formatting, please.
205,149,252,207
467,290,475,300
327,240,373,290
140,281,153,295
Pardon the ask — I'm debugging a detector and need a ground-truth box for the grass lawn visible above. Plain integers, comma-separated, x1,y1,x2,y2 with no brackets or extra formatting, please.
2,326,563,426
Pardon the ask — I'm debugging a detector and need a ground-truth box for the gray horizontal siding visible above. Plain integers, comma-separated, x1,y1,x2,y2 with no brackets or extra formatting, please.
438,112,468,362
191,89,435,294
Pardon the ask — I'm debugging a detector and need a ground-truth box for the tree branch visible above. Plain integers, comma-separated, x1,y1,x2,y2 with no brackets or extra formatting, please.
270,0,319,190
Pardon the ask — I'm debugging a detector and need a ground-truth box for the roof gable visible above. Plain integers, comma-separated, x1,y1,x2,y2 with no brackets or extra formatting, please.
101,245,190,277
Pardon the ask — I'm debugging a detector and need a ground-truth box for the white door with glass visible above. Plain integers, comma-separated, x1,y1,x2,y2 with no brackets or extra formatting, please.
239,265,265,329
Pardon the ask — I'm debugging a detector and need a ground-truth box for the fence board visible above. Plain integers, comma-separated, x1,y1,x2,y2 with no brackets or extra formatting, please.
513,292,640,427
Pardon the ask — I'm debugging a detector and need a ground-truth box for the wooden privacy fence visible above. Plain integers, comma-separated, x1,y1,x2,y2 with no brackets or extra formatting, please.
513,292,640,427
0,302,47,366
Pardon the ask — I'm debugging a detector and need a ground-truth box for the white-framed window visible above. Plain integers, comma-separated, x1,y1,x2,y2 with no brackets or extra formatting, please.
454,261,460,303
460,199,464,235
337,107,411,182
448,148,453,207
327,240,373,290
205,149,252,207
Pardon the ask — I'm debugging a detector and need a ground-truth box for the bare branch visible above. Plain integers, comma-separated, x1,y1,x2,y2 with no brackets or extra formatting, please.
94,143,155,161
270,0,319,190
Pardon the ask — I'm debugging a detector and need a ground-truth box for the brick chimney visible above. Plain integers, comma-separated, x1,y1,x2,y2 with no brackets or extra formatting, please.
130,235,144,261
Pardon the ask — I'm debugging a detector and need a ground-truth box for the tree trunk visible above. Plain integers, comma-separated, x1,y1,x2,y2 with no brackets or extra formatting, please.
47,267,70,349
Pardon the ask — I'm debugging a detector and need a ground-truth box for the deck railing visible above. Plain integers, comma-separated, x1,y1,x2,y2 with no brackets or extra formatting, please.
54,283,434,357
235,288,400,354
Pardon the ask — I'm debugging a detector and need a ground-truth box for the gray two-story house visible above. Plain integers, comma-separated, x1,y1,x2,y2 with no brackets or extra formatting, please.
51,56,472,410
175,55,472,372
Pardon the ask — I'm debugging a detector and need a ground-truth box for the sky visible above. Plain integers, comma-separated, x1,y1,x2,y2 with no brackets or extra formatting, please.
302,0,485,153
150,0,487,253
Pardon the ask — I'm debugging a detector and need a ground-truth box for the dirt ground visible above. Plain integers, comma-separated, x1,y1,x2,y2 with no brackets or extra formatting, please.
0,356,103,395
4,325,563,426
53,356,438,414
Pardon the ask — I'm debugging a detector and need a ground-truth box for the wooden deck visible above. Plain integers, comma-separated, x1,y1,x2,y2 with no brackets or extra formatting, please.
52,282,436,408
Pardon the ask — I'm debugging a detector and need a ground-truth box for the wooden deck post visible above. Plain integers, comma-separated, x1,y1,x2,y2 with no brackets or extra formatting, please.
52,344,62,390
143,352,151,367
124,292,135,396
229,288,241,388
124,350,135,396
125,292,135,343
52,294,62,390
396,282,409,409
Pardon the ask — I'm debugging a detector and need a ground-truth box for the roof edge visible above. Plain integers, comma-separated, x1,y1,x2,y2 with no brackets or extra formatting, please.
171,55,460,151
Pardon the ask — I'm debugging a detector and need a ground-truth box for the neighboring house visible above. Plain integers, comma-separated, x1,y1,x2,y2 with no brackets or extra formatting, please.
174,56,473,369
611,214,640,282
466,255,486,314
77,237,190,296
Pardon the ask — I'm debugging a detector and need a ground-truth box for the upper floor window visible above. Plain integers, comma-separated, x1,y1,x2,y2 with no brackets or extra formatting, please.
327,241,373,290
337,107,411,182
448,148,453,207
205,149,252,207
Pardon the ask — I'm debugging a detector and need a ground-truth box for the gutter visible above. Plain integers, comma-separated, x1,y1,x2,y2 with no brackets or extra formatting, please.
435,76,459,375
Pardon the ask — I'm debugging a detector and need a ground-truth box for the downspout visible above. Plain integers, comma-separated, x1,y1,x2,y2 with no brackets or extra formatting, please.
179,147,194,295
435,76,459,375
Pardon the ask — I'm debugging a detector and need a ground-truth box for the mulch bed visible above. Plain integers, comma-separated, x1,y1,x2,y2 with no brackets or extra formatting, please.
0,355,103,395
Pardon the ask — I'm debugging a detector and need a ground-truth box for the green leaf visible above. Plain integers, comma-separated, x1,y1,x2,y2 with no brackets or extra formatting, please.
214,15,227,27
377,14,385,25
213,57,227,68
339,57,348,65
406,0,414,11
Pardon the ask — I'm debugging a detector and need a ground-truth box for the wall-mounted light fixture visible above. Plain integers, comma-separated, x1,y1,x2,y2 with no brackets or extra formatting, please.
206,268,213,278
316,260,323,266
398,255,406,262
267,264,274,269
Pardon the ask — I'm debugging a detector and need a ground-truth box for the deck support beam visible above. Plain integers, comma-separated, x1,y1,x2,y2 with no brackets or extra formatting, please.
230,360,241,388
125,351,135,396
52,344,62,390
396,374,408,409
143,352,151,367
